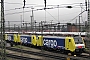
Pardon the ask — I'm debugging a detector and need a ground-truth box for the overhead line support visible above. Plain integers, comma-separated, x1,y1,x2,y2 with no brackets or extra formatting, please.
1,0,6,60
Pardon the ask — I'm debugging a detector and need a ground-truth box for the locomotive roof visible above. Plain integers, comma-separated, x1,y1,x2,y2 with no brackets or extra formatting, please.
43,36,66,39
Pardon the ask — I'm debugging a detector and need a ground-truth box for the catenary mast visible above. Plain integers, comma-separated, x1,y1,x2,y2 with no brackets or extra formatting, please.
0,0,6,60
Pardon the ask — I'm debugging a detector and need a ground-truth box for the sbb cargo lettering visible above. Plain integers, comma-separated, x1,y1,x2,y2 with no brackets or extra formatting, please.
7,36,12,41
21,37,27,43
44,39,57,48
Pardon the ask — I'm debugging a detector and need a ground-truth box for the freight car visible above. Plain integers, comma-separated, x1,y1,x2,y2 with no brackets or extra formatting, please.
5,33,85,55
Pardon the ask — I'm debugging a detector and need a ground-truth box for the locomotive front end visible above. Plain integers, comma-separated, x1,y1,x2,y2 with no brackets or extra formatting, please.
74,37,85,54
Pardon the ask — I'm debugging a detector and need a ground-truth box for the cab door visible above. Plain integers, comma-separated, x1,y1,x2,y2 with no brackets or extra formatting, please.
37,36,43,46
31,35,37,46
65,37,71,50
65,37,75,52
68,39,71,50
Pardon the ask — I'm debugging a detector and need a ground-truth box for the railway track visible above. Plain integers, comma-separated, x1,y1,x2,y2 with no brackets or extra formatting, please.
0,41,90,60
0,52,41,60
77,54,90,59
21,45,90,60
6,47,67,60
2,46,89,60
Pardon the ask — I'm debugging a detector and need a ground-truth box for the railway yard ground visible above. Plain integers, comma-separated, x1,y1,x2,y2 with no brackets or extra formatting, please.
0,42,90,60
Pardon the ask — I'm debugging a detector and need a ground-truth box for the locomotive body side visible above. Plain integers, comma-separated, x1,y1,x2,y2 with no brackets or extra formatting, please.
43,36,85,54
20,35,31,45
43,36,65,50
5,34,14,42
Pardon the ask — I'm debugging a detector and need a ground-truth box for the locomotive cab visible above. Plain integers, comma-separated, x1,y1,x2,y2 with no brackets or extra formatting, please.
65,37,76,52
65,36,85,54
74,36,85,54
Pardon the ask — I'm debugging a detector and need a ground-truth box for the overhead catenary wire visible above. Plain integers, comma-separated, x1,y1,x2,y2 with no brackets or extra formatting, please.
4,7,57,15
5,21,28,22
65,3,86,23
4,2,86,12
5,10,31,15
4,2,86,16
5,6,86,24
4,5,81,12
4,2,22,5
67,10,86,23
5,5,85,16
5,2,85,6
5,2,37,5
45,10,58,22
4,7,23,11
4,2,86,24
3,6,33,12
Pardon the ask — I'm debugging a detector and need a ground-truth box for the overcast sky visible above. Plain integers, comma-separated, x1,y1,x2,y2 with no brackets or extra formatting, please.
0,0,87,26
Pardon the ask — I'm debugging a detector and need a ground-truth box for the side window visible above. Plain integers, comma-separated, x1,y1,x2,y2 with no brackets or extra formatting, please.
33,37,34,39
69,39,71,42
37,37,39,39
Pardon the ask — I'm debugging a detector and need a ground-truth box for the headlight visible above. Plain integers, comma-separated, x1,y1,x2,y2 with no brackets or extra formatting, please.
78,46,82,48
76,46,84,49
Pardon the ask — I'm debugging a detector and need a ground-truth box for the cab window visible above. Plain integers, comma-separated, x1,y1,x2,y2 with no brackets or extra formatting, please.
74,37,83,44
69,39,71,42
